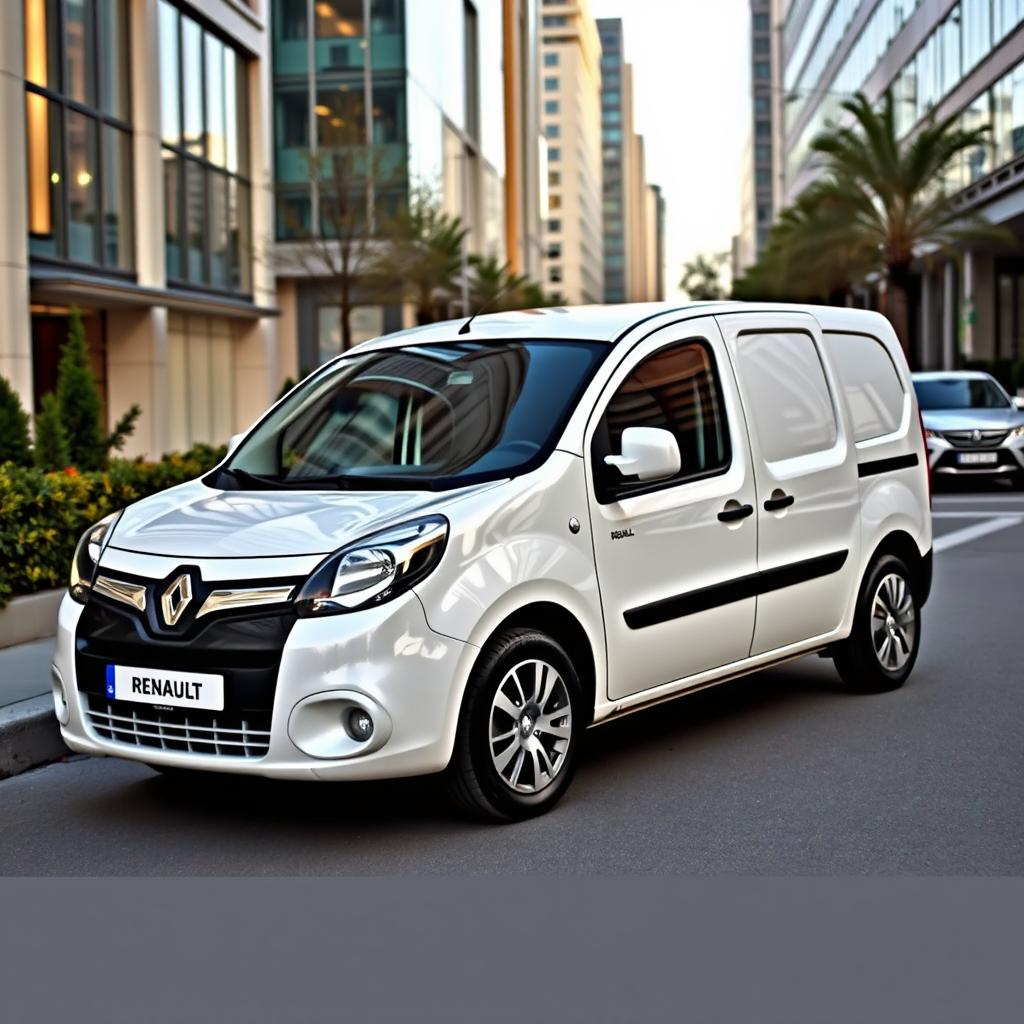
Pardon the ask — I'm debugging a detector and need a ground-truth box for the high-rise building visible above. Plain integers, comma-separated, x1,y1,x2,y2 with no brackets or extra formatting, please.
271,0,544,361
736,0,776,279
597,16,665,304
779,0,1024,369
3,0,280,457
540,0,604,304
272,0,514,371
647,182,666,301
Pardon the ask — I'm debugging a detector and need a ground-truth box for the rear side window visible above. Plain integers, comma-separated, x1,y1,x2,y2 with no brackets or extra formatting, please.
592,339,730,502
827,333,905,441
734,331,837,461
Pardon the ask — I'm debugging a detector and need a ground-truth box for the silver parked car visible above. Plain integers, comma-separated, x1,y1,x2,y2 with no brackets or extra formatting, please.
913,371,1024,485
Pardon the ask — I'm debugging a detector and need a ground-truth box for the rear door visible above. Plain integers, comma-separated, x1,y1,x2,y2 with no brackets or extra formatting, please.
717,311,861,656
585,317,759,700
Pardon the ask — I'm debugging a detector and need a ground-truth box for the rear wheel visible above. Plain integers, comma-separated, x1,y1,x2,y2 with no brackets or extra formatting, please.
833,553,921,693
445,628,582,822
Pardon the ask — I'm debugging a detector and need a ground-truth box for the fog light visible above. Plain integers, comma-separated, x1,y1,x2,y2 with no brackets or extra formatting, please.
346,709,374,742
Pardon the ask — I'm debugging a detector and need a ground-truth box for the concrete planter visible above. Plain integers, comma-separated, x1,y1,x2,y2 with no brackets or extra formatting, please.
0,590,64,650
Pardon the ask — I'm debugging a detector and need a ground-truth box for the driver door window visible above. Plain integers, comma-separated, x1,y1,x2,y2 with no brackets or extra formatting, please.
592,340,731,503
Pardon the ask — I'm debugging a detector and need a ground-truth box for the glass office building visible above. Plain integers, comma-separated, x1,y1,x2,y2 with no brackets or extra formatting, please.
778,0,1024,370
4,0,280,457
271,0,509,371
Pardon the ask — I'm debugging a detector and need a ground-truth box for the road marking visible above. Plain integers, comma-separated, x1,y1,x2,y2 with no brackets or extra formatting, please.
932,511,1024,518
933,516,1024,553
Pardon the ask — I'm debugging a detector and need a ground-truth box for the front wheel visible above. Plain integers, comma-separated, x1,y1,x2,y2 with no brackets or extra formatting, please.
833,553,921,693
444,628,582,822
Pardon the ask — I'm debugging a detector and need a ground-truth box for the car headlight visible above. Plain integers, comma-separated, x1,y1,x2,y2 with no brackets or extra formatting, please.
1009,424,1024,440
69,512,121,603
295,515,449,617
924,429,942,441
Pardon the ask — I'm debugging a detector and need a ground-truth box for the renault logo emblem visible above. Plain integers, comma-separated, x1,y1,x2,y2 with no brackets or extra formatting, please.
161,574,193,627
972,429,983,443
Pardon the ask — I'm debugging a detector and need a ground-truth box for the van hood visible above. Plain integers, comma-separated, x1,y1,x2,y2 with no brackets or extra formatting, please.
922,408,1024,432
109,478,500,559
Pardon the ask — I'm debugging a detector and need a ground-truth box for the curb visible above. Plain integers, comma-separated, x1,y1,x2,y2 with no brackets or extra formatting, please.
0,695,70,780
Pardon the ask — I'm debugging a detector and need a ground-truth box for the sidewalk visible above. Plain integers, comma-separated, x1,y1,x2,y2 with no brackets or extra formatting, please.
0,636,69,779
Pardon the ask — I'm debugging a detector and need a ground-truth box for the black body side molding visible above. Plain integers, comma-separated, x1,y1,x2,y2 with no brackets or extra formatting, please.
857,453,919,478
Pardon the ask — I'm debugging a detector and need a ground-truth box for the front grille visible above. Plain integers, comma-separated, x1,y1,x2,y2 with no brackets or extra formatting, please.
83,693,271,758
943,429,1009,448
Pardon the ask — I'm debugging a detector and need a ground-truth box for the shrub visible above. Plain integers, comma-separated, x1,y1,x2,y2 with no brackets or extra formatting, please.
0,443,226,609
34,393,70,471
0,376,31,467
54,307,142,470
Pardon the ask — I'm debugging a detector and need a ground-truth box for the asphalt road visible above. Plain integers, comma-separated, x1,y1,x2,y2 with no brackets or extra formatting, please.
2,490,1022,875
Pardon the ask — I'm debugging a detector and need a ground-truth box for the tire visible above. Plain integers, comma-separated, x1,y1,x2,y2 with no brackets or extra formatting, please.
833,553,921,693
445,627,582,822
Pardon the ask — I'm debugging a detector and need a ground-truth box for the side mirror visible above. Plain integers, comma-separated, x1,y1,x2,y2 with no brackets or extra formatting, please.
226,432,245,454
1013,396,1024,411
604,427,681,482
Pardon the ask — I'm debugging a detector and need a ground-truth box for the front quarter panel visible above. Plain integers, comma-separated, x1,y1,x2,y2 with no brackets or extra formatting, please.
414,451,606,701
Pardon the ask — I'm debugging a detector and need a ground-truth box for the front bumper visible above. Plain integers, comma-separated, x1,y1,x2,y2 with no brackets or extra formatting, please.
54,590,474,781
926,437,1024,477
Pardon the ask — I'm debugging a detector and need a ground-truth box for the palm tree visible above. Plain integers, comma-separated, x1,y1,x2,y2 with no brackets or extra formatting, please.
679,252,728,301
371,184,467,324
804,92,1007,350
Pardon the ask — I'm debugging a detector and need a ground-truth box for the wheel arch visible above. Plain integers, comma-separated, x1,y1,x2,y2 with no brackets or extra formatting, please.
864,529,933,606
474,602,599,727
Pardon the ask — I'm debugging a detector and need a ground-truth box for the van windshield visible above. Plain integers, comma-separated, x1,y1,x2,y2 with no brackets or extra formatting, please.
213,340,608,491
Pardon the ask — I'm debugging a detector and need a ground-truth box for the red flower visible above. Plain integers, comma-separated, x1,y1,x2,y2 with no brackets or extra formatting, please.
63,466,78,477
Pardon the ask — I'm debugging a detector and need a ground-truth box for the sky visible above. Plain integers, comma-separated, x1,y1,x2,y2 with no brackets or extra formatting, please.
590,0,751,298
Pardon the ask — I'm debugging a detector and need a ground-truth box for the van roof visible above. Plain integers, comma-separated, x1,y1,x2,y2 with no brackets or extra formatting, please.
366,301,893,347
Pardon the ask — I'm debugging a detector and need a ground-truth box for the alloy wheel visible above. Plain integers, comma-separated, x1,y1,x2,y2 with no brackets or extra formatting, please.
488,659,573,794
870,572,916,671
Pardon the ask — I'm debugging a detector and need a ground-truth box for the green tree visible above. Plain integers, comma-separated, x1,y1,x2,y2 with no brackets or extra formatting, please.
467,254,530,312
370,184,468,324
679,252,729,301
739,92,1009,351
55,308,140,469
33,393,70,471
0,376,32,467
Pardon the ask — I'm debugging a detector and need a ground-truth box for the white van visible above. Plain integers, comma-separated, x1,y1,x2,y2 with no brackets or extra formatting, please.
53,303,932,821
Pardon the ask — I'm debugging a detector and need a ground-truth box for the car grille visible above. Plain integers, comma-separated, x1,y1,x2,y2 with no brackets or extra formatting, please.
943,429,1009,448
83,693,271,758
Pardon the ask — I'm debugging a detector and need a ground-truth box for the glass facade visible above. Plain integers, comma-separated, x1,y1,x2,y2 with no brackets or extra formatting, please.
159,1,252,295
273,0,506,260
786,0,1024,188
599,19,626,302
24,0,134,271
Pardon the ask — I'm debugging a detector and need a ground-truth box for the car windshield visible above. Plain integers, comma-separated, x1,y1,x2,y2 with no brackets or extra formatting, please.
214,340,608,490
913,377,1010,411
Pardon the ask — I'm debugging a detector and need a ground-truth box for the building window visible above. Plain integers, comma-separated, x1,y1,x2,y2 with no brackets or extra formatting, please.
543,52,559,67
548,265,562,283
545,99,559,115
544,76,559,91
753,13,769,31
754,61,770,79
549,171,561,187
754,95,770,115
547,243,561,260
603,108,621,124
548,218,561,233
549,194,561,211
755,144,771,165
542,15,568,28
756,168,771,187
545,123,560,139
548,146,561,161
159,0,252,295
755,120,771,137
25,0,134,271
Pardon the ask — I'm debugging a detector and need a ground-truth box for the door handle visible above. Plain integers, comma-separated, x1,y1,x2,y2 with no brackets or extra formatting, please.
717,502,754,523
764,492,795,512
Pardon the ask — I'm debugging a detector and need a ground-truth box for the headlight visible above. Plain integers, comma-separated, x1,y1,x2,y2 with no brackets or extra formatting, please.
295,515,449,617
924,429,942,441
1009,424,1024,440
69,512,121,603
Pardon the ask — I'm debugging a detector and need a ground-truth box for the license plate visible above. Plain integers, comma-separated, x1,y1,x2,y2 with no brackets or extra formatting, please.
105,664,224,711
957,452,999,465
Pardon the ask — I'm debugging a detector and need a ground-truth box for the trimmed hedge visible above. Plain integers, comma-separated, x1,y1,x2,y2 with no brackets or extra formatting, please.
0,443,225,610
